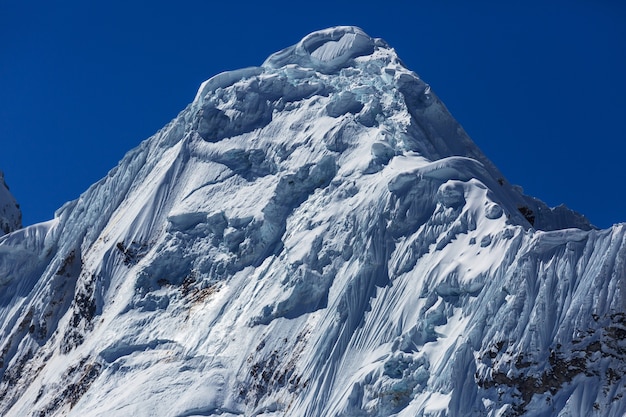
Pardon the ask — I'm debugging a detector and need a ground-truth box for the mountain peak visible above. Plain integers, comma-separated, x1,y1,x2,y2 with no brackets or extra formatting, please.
0,28,621,417
263,26,383,73
191,26,589,232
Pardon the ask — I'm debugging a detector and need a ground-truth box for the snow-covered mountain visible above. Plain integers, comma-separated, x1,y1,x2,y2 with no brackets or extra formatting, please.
0,26,624,417
0,171,21,236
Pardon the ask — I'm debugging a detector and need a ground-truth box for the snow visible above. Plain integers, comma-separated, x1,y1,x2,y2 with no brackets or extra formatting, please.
263,26,376,74
0,26,624,417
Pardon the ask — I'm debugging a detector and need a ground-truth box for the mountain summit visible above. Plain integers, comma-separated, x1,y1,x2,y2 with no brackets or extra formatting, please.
0,26,624,417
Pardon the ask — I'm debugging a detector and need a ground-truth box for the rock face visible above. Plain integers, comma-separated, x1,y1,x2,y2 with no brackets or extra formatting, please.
0,171,22,236
0,27,624,417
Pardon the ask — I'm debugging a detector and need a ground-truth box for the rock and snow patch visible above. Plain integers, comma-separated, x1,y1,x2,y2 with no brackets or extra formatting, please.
0,171,21,236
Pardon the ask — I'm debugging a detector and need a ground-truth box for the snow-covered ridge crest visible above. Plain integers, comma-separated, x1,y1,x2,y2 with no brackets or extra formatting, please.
197,25,380,106
194,26,388,104
0,27,622,417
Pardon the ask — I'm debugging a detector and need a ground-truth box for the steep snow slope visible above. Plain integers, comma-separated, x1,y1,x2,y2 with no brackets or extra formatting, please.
0,27,624,417
0,171,21,236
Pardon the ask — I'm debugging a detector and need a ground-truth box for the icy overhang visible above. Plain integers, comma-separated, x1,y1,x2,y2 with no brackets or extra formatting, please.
263,26,383,73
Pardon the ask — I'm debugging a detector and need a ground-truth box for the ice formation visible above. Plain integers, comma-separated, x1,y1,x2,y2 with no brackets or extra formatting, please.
0,26,624,417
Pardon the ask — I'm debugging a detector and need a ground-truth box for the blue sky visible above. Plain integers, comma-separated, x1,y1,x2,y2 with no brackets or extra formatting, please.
1,1,625,228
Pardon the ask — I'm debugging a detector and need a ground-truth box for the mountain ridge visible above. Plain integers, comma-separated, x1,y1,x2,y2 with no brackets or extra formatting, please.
0,26,623,417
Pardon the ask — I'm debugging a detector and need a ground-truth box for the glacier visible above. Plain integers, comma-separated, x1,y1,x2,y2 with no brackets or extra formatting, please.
0,26,624,417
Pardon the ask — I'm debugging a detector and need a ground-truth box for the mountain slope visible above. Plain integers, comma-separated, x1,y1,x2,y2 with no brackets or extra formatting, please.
0,171,21,236
0,27,623,417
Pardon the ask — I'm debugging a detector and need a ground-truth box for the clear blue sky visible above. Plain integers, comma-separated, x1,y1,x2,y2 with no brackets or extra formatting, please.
1,1,625,228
